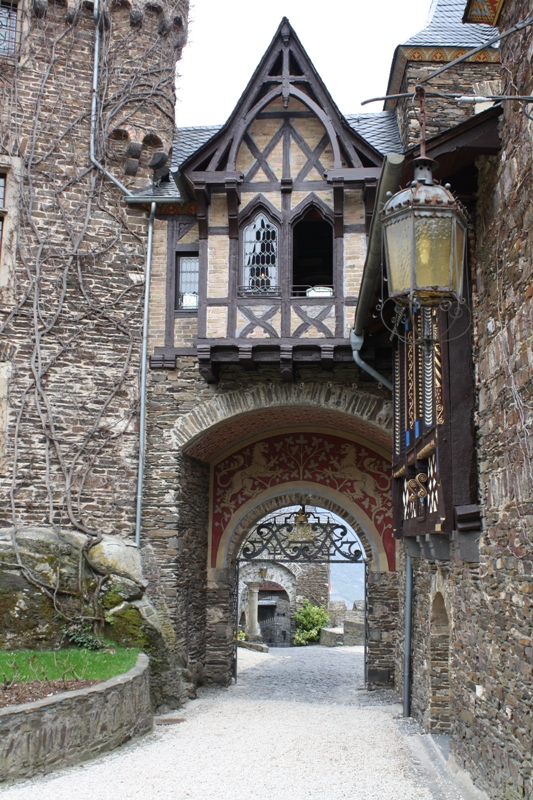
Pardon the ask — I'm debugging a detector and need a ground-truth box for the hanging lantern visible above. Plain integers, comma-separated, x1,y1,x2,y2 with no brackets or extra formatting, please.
381,157,468,307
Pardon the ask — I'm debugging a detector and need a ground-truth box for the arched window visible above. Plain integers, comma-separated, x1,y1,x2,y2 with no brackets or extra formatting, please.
242,212,279,293
292,208,333,296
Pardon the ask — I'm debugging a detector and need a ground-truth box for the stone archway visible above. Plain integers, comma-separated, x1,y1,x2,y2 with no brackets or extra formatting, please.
158,385,395,688
171,382,393,458
239,561,298,645
429,592,451,732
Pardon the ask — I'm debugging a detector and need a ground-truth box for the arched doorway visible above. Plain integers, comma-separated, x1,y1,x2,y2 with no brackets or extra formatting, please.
164,384,396,689
235,504,366,670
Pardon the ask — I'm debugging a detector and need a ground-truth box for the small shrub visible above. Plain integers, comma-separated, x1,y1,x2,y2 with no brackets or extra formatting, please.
62,622,103,650
294,599,329,646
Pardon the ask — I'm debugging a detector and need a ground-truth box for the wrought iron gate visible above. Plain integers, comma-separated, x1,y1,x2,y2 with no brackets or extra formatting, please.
234,506,367,679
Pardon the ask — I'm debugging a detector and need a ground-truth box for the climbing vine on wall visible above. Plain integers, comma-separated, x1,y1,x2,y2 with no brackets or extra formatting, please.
0,0,186,623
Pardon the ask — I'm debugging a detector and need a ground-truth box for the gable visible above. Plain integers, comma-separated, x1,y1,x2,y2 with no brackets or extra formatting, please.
180,17,383,186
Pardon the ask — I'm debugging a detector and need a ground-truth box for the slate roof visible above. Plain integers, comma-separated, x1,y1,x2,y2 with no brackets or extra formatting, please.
128,179,184,201
345,112,404,155
169,110,402,175
404,0,497,48
171,125,223,172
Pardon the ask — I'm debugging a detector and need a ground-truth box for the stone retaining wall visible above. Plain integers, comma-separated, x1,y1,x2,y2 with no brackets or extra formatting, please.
0,654,152,783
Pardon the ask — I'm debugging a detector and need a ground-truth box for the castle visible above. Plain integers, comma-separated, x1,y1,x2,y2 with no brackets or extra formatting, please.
1,0,533,796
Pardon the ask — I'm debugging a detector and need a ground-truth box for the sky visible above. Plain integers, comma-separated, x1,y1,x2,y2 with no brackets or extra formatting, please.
175,0,432,128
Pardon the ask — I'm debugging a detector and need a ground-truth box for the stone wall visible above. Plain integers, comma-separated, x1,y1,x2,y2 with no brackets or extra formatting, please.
443,1,533,796
0,654,151,782
295,562,330,611
0,0,187,536
367,570,398,685
396,61,502,149
258,591,291,646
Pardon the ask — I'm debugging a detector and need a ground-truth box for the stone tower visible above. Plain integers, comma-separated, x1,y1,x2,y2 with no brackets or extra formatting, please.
0,0,189,703
0,0,187,532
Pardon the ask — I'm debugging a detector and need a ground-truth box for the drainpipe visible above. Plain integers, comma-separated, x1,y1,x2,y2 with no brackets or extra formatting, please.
135,201,157,547
351,153,405,391
91,0,132,197
90,5,159,546
350,329,393,391
403,553,413,717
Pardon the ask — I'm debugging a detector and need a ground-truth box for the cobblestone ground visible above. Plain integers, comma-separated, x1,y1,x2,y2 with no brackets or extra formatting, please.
1,646,476,800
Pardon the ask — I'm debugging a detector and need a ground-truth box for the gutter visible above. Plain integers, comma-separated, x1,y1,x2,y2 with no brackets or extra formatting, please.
350,152,405,392
350,330,393,392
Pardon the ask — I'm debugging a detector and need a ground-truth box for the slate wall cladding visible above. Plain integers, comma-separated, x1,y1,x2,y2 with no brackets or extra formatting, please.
396,61,502,149
0,654,152,782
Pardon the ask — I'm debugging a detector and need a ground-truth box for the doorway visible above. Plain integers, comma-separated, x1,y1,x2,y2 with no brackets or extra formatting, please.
234,504,367,677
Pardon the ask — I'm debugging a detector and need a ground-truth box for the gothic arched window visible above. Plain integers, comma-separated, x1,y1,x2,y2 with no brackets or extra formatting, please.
242,212,279,293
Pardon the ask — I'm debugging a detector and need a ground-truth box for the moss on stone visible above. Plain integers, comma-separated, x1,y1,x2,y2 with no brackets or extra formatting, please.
106,606,150,651
101,586,126,610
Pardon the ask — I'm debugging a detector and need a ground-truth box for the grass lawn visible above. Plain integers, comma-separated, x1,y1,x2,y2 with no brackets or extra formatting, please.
0,647,141,683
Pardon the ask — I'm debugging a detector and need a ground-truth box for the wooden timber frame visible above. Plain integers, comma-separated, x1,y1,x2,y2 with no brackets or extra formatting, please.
156,18,384,382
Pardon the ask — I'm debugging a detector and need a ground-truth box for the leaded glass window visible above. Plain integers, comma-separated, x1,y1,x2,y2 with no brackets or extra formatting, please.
176,254,199,310
243,213,279,292
0,2,17,55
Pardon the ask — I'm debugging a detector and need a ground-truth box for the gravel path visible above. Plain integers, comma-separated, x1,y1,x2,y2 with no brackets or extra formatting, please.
0,646,467,800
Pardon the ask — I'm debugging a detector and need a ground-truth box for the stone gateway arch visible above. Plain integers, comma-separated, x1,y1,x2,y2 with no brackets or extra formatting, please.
159,383,398,685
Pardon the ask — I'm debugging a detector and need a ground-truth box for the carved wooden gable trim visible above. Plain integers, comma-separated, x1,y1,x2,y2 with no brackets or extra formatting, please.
181,17,383,186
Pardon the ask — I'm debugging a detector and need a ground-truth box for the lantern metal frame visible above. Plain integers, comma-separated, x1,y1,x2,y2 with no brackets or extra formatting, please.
371,86,472,346
380,157,469,309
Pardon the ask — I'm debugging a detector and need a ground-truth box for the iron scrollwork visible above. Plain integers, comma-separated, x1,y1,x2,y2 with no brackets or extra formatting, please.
240,507,364,563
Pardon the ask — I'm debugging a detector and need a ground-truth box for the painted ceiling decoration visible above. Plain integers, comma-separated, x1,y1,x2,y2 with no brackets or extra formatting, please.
210,432,394,571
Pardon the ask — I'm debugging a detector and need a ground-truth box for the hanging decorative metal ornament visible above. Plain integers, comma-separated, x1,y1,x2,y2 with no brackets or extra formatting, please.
286,506,316,542
240,507,364,563
380,86,469,310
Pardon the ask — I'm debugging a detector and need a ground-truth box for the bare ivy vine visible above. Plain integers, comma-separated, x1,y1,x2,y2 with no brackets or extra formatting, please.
0,0,186,630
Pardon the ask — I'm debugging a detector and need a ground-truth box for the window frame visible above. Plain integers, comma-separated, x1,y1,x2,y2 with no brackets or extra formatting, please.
0,0,19,58
240,210,280,297
174,249,200,314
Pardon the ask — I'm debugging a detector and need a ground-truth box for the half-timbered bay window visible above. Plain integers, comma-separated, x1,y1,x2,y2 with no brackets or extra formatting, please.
391,301,479,559
242,212,279,294
175,253,199,310
0,1,17,55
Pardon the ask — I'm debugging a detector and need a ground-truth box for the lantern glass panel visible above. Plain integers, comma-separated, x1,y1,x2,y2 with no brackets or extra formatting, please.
414,215,452,290
385,216,412,295
455,221,465,294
